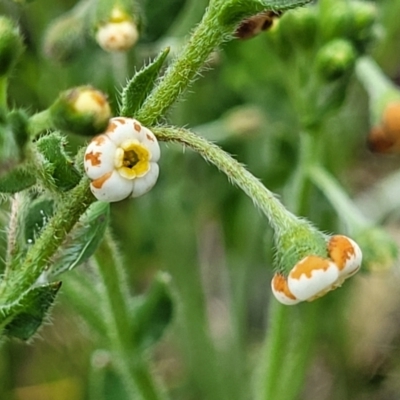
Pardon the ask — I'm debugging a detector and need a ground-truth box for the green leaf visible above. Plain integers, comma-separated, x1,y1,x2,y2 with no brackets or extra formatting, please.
36,132,81,191
119,47,170,117
0,165,36,193
217,0,313,28
24,197,55,245
131,272,173,350
0,282,62,340
47,201,110,278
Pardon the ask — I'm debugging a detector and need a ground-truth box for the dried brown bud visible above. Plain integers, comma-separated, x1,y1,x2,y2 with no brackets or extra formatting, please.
235,11,282,40
368,102,400,153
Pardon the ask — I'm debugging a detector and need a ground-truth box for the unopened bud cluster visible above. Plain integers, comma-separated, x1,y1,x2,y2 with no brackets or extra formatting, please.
272,235,362,305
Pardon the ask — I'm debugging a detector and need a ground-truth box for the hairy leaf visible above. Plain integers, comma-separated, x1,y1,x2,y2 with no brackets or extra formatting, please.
119,47,170,117
36,132,81,191
0,165,36,193
0,282,61,340
47,201,110,278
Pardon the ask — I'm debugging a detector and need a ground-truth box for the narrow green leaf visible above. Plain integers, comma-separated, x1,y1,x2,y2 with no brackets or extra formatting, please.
131,272,173,350
36,132,81,191
218,0,313,28
0,282,62,340
47,201,110,278
0,165,36,193
119,47,170,117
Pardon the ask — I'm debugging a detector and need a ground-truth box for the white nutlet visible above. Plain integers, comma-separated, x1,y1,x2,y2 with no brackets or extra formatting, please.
84,117,160,202
271,235,362,305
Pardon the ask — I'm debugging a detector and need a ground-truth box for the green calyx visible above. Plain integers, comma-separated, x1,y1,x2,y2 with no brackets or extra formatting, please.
273,220,328,275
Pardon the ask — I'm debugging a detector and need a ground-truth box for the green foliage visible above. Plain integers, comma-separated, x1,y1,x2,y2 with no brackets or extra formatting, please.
0,16,24,77
0,165,36,193
0,282,61,340
131,272,173,350
120,47,170,117
23,197,54,244
35,132,81,191
48,201,110,278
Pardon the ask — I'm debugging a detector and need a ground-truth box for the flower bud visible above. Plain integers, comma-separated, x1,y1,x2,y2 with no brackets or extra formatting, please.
348,1,377,50
367,102,400,153
235,11,282,40
278,6,318,49
319,0,352,43
95,7,139,52
0,16,24,77
315,39,356,82
355,227,398,272
272,235,362,305
43,12,86,63
49,86,112,136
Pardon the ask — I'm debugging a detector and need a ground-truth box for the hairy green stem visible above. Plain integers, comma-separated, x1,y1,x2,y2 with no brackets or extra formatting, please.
0,177,94,303
94,230,167,400
153,126,299,233
135,5,232,125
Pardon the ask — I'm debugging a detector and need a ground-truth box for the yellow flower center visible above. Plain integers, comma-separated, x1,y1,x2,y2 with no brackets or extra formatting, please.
114,140,150,179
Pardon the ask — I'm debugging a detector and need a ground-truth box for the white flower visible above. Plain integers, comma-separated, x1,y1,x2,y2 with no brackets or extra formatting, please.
271,235,362,305
96,19,138,52
84,117,160,202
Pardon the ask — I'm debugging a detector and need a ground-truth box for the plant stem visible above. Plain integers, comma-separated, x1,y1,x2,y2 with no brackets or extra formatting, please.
94,230,167,400
256,301,291,400
309,165,369,229
0,76,7,113
153,126,299,233
0,177,94,303
135,5,231,126
356,56,396,103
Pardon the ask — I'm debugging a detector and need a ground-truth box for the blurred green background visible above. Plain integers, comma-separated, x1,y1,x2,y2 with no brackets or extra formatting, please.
1,0,400,399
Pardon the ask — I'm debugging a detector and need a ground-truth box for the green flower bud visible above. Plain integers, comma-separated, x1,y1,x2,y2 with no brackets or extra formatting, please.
319,0,352,43
92,1,141,52
348,1,378,51
43,12,86,63
0,16,24,77
278,6,318,50
355,227,398,272
315,39,356,82
49,86,111,136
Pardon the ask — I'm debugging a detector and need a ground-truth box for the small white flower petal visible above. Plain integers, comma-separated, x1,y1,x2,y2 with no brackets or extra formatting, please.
130,163,159,198
84,134,117,180
141,125,160,162
271,273,300,305
288,256,339,301
105,117,145,146
90,170,134,202
328,235,362,279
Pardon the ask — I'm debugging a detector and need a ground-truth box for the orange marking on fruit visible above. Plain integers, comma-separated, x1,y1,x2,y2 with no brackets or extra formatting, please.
272,273,297,300
91,172,112,189
85,151,102,166
133,121,141,132
328,236,355,271
289,255,332,280
146,133,154,141
91,135,106,146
